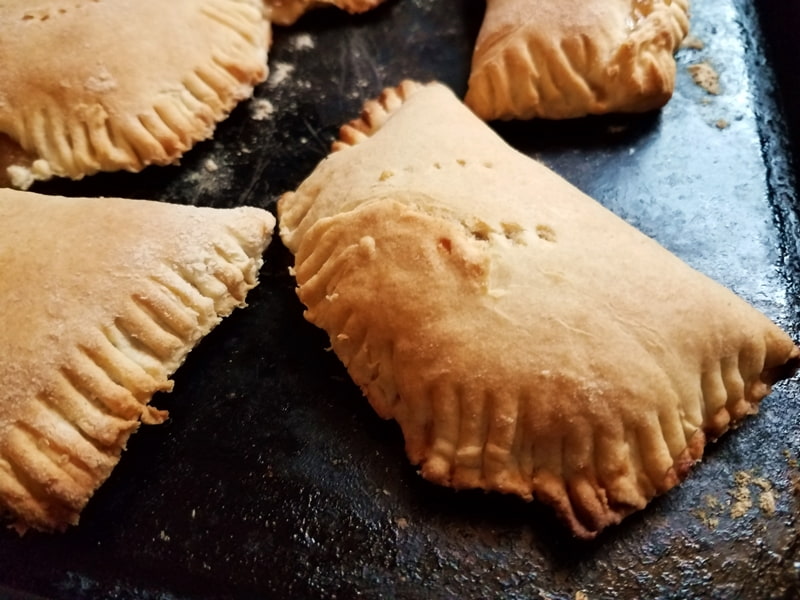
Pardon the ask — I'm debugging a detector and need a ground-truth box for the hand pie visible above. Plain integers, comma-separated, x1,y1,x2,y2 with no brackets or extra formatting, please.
265,0,386,26
464,0,690,120
0,189,275,533
0,0,270,189
278,81,800,538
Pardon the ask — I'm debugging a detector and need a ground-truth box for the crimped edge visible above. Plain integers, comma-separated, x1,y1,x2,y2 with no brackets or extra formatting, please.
0,0,270,188
267,0,387,26
332,80,428,151
0,210,273,534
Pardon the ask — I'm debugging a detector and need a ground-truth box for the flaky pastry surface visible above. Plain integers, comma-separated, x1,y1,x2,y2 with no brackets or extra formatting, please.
278,81,799,538
465,0,690,120
0,0,270,188
0,189,275,532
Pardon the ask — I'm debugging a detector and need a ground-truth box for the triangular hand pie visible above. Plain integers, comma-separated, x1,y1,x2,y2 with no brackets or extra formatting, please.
464,0,690,120
0,189,275,533
278,81,800,538
0,0,270,188
265,0,386,26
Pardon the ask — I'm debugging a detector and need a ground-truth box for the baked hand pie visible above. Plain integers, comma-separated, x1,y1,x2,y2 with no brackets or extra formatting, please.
0,0,270,189
265,0,386,26
0,188,275,533
278,80,800,538
464,0,690,120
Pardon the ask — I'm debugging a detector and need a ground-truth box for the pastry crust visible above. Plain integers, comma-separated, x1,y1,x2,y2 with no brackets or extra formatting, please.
464,0,691,120
278,80,800,538
0,189,275,533
265,0,386,26
0,0,270,188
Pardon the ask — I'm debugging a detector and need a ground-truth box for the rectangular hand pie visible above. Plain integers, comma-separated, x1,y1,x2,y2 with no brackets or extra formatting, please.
0,189,275,533
278,80,800,538
0,0,270,188
464,0,690,120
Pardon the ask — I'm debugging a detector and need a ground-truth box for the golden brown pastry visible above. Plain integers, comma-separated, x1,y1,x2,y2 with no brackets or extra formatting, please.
0,189,275,533
0,0,270,189
278,80,800,538
265,0,386,26
464,0,691,120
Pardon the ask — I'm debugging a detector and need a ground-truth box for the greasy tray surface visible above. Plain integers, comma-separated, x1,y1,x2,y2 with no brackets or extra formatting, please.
2,0,800,598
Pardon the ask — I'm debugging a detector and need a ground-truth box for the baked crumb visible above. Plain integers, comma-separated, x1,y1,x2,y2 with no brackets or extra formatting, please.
759,489,776,516
715,119,729,130
692,507,720,530
730,487,752,518
681,34,705,50
734,471,752,487
688,62,721,95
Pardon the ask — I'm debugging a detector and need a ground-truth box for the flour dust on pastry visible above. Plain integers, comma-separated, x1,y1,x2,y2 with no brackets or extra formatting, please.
0,0,270,188
464,0,691,120
265,0,386,26
278,80,800,539
0,189,275,533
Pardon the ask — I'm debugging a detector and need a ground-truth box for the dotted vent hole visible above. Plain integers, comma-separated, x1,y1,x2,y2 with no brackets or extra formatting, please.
461,219,533,246
22,1,100,21
536,224,556,242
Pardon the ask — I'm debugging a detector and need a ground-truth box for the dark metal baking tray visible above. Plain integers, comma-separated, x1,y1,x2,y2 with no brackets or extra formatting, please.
2,0,799,598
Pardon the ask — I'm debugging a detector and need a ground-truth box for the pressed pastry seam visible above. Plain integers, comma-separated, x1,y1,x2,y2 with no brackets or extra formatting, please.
11,421,95,492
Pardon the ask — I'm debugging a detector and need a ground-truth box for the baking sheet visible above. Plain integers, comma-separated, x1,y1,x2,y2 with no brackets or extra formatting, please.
2,0,800,598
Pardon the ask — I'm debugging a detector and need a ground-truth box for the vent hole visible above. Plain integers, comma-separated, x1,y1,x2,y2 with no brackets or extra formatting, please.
501,222,526,245
466,219,492,241
536,224,557,242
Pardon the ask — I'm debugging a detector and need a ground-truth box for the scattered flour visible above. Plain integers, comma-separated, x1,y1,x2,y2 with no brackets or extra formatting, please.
292,33,315,50
249,98,275,121
7,159,52,190
269,62,295,87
